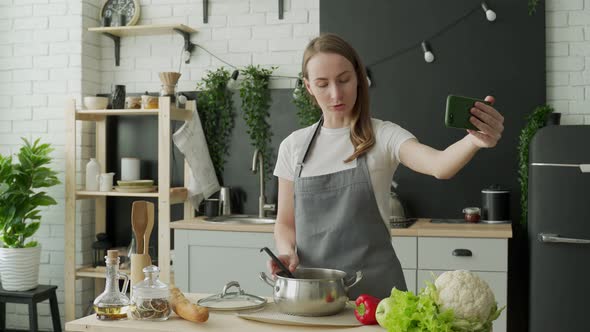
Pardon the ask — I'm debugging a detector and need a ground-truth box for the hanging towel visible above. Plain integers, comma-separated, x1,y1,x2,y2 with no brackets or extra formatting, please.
173,108,220,210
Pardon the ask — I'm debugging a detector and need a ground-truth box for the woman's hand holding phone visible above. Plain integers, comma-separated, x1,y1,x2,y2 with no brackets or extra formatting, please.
465,95,504,148
445,95,504,148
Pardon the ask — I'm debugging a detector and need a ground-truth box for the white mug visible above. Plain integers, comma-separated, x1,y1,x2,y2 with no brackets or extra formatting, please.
121,157,140,181
97,172,115,192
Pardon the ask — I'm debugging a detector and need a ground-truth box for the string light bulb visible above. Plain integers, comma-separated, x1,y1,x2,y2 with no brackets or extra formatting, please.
293,78,303,99
226,69,240,89
366,67,373,87
231,69,239,81
421,41,435,63
481,2,496,22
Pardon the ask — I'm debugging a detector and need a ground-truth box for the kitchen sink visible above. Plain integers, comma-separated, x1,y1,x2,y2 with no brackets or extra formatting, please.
203,214,276,225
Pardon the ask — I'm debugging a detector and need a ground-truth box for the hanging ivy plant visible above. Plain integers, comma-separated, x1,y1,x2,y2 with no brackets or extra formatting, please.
293,72,322,127
239,65,275,179
196,67,235,184
517,104,554,228
528,0,540,16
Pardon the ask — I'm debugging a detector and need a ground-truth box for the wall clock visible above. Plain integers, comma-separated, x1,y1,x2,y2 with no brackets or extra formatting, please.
100,0,141,26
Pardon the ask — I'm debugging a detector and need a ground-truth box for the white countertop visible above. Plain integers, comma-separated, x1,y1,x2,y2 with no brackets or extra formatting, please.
65,294,383,332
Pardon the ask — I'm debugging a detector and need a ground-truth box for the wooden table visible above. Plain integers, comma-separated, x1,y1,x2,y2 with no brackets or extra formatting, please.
66,294,382,332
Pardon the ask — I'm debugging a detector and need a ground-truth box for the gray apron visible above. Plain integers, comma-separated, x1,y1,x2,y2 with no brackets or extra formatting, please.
294,118,407,299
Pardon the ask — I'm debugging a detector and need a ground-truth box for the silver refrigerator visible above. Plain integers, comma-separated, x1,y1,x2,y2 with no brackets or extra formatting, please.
528,125,590,331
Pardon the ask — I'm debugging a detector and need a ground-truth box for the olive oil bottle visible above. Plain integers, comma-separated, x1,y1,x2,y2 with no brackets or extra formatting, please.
93,250,130,320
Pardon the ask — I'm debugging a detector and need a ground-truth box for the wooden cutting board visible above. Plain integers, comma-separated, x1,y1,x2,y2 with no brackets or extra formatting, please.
237,302,362,327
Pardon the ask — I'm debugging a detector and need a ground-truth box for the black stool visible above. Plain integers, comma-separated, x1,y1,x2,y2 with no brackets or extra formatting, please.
0,284,61,332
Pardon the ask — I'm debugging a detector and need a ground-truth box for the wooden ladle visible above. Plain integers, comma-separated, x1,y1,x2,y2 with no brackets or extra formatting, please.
143,202,155,255
131,201,148,254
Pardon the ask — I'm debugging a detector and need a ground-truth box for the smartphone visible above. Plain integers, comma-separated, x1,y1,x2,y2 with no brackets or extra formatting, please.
444,95,490,130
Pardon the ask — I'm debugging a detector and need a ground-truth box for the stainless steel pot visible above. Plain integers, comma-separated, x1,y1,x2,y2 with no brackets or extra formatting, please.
259,268,363,316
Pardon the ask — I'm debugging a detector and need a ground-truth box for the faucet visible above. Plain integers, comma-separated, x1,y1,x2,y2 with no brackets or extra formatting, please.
251,149,276,218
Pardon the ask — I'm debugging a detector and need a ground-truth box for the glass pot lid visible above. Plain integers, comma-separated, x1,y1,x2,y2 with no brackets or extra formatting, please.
197,281,267,311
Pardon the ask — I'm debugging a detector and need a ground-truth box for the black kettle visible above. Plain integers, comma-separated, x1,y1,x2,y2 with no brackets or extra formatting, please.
389,181,406,221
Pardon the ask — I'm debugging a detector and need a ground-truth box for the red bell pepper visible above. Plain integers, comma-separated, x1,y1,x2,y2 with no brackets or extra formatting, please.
354,294,380,325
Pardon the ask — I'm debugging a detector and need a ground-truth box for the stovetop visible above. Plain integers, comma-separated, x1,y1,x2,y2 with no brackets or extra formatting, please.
389,218,417,229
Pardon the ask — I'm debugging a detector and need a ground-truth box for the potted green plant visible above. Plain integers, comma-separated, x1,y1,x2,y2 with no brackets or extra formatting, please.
197,67,236,184
292,72,322,127
239,65,275,179
517,104,554,229
0,138,60,291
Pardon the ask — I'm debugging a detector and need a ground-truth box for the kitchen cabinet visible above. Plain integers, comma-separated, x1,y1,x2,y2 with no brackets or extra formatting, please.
417,237,508,332
391,236,417,293
174,230,276,296
174,232,419,296
64,97,193,322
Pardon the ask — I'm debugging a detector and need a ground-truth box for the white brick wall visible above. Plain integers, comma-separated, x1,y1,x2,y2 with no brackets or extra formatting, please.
547,0,590,123
99,0,320,93
0,0,92,329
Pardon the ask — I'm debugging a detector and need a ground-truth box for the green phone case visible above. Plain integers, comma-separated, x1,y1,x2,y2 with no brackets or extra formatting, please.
445,95,489,130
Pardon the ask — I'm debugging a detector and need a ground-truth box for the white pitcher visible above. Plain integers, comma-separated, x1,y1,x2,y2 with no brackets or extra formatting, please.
97,172,115,192
85,158,101,191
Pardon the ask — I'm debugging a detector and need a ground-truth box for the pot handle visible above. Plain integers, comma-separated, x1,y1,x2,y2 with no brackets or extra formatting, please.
344,271,363,292
259,272,276,288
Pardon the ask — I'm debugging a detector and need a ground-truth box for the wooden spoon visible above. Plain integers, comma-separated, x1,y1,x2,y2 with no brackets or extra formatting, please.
131,201,148,254
143,201,155,255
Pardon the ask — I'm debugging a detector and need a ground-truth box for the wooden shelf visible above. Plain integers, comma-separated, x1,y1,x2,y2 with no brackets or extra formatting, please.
76,187,187,204
76,266,175,283
88,24,196,37
88,24,197,66
76,266,131,279
65,98,195,321
76,106,192,122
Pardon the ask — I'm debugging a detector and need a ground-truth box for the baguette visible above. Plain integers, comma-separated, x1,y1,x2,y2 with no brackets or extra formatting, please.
169,287,209,323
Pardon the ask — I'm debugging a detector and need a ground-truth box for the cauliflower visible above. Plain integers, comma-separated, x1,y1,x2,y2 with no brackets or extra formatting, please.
434,270,496,323
375,270,504,332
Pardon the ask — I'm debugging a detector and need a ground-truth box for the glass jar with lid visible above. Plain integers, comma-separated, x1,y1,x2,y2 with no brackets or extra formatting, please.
128,265,171,321
462,207,481,223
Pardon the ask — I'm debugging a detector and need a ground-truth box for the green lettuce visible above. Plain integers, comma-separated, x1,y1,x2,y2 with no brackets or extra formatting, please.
376,285,454,332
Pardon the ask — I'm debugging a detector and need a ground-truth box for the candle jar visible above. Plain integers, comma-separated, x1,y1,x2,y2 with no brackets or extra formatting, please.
462,207,481,223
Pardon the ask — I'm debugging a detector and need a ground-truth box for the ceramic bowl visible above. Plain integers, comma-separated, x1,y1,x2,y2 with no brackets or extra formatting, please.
84,96,108,110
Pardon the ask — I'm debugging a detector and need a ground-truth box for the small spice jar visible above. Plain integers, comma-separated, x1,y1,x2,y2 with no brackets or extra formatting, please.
462,207,481,223
128,265,171,321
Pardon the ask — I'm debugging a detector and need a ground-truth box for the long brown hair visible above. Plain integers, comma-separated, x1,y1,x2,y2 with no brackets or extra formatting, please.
302,33,374,163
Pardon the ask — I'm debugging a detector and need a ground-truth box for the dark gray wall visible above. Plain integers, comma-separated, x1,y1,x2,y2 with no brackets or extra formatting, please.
320,1,544,331
321,0,544,220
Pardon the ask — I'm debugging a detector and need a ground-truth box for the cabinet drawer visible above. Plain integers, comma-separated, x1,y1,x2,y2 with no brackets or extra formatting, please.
403,269,416,294
418,237,507,271
392,236,417,269
417,270,507,332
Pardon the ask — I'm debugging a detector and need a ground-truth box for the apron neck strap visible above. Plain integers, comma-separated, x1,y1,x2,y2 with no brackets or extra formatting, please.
295,117,323,178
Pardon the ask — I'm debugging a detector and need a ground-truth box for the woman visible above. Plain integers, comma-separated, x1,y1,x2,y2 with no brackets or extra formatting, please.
270,33,504,299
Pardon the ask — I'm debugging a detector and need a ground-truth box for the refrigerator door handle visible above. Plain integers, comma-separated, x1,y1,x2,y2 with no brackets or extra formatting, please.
538,233,590,244
531,163,590,173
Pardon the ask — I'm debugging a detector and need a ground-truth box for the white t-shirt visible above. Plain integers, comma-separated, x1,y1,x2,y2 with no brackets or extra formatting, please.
273,118,416,224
